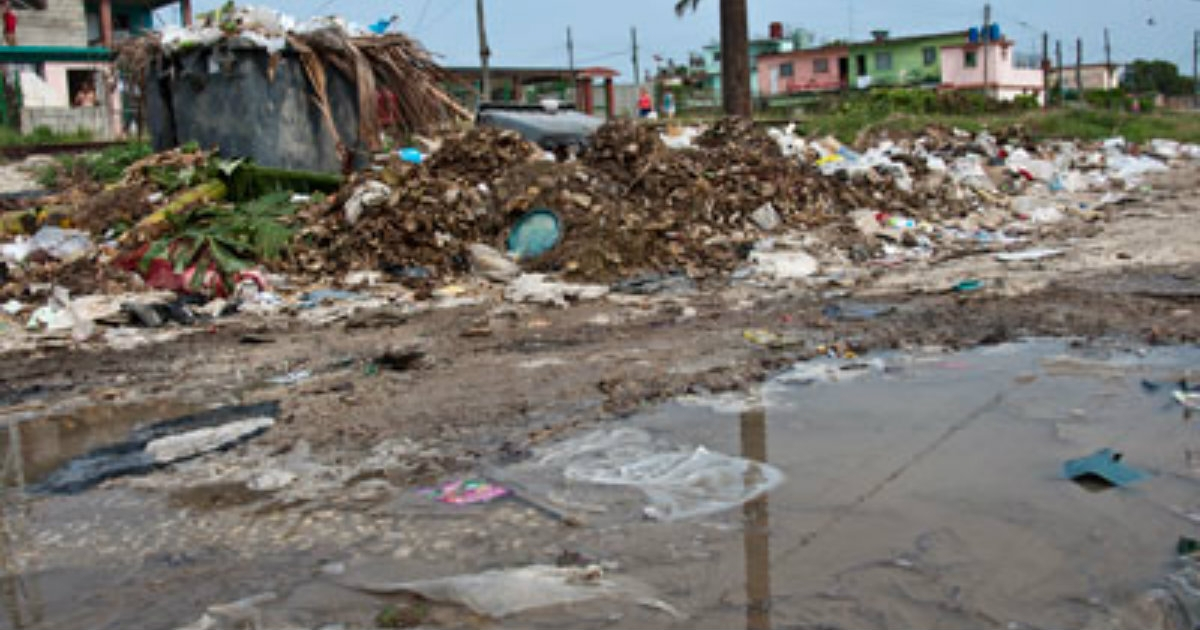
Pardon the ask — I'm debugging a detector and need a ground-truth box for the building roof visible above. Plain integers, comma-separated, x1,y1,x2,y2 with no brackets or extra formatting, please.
758,44,849,60
446,66,618,82
851,30,968,48
0,46,112,63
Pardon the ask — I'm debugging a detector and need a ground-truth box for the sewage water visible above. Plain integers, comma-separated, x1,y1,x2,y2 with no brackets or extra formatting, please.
3,340,1200,629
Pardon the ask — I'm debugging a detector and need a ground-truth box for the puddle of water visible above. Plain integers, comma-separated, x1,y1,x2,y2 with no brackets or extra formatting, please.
5,340,1200,630
0,400,201,487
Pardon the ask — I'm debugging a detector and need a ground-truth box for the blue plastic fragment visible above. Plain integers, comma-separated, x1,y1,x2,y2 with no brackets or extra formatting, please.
399,147,423,164
507,209,562,260
1063,448,1148,488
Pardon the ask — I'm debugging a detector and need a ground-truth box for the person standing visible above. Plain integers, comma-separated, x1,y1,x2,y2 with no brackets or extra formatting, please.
663,91,676,119
2,1,17,47
637,88,653,118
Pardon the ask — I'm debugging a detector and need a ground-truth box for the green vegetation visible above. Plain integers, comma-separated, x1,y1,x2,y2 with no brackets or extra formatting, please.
795,108,1200,145
729,89,1200,144
140,192,299,291
1124,60,1197,97
0,125,94,148
36,141,153,188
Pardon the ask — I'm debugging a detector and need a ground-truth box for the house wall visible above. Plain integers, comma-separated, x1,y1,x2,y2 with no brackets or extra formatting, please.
941,42,1044,101
10,0,88,47
1047,65,1122,92
19,62,120,139
757,47,848,96
849,33,964,88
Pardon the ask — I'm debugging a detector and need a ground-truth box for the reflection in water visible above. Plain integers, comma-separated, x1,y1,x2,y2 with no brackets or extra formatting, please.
741,407,772,630
1,423,43,629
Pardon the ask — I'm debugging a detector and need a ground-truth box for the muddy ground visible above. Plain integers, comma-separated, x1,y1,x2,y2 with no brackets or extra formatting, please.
0,165,1198,630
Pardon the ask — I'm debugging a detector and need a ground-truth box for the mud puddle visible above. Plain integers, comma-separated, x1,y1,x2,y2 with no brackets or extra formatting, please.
4,340,1200,629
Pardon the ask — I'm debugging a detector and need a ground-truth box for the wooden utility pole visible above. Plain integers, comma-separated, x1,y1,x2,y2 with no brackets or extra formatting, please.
476,0,491,103
631,27,640,87
1194,30,1198,109
721,0,752,117
567,27,575,76
1075,38,1083,99
1041,32,1051,107
1056,40,1064,103
982,3,992,98
1104,28,1112,88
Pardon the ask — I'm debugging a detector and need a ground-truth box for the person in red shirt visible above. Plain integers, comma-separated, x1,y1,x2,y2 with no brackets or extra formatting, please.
2,0,16,47
637,89,653,118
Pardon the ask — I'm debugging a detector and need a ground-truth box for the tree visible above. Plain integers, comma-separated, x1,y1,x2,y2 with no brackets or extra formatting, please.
1123,60,1196,96
675,0,751,117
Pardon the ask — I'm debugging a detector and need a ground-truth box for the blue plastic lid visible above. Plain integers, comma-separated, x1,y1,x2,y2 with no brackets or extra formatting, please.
507,209,562,260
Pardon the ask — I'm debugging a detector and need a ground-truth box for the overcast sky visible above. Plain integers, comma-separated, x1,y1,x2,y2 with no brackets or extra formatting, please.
176,1,1199,81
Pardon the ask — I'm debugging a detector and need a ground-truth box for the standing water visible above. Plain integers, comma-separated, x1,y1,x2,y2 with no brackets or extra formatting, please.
3,340,1200,629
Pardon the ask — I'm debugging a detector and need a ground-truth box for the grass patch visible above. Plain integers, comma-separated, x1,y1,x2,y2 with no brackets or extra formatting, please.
0,125,94,147
36,142,153,188
794,108,1200,145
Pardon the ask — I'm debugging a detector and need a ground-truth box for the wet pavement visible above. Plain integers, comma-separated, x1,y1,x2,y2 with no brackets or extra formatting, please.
3,339,1200,629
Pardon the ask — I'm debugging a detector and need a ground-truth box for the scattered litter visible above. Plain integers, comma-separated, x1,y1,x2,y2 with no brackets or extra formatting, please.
145,417,275,464
504,274,608,307
612,271,695,295
750,203,781,231
996,249,1064,263
298,289,365,308
822,301,896,321
952,279,985,293
422,479,509,505
266,369,313,385
1063,448,1149,489
749,249,818,280
469,243,521,283
1176,391,1200,410
351,564,680,620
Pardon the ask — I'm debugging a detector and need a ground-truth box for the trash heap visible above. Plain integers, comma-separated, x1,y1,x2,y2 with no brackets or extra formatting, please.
2,114,1198,346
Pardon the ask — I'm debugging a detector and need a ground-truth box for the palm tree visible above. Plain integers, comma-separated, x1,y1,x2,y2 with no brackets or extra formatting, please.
675,0,751,117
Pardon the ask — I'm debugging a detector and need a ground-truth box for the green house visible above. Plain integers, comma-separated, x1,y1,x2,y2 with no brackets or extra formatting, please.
848,29,968,89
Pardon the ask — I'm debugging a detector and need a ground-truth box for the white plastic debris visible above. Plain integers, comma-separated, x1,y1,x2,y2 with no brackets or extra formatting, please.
469,243,521,283
352,564,681,619
749,249,818,280
145,417,275,464
1,226,92,263
343,181,391,225
996,249,1064,262
750,203,781,231
497,427,785,522
504,274,609,307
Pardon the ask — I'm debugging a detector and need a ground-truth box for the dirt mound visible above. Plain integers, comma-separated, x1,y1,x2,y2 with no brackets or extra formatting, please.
582,120,667,182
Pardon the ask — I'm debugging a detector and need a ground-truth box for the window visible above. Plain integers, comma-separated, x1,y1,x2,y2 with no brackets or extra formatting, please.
874,52,893,71
965,51,978,68
68,70,99,109
780,62,794,78
712,52,721,63
813,58,830,74
923,47,937,66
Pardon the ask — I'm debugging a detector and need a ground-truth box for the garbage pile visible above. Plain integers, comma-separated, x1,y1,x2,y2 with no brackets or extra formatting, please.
2,113,1198,348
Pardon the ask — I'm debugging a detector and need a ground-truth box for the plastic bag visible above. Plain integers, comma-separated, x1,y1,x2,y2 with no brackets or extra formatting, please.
354,565,637,618
502,428,784,522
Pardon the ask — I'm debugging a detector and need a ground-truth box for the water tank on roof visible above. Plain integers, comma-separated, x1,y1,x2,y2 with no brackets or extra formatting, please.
968,27,980,43
769,22,784,40
989,24,1001,42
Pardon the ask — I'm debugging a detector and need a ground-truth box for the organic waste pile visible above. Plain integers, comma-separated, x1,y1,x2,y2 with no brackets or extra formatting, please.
290,121,933,282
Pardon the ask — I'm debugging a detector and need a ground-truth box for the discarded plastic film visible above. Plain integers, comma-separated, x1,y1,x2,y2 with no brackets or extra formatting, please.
351,565,678,619
1063,448,1148,489
497,428,784,522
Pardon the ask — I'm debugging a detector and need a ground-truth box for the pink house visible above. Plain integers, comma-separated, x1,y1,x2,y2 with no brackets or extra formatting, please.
757,45,849,97
940,39,1044,103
